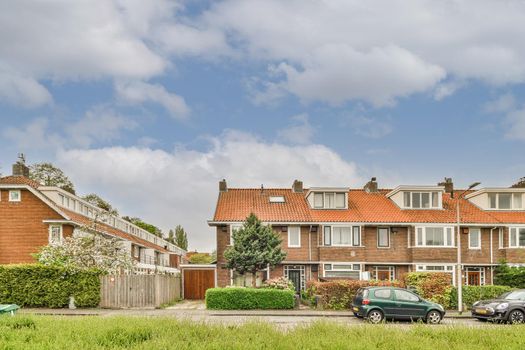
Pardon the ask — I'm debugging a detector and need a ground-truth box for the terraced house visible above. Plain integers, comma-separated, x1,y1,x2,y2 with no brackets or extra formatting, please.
0,159,185,273
209,178,525,292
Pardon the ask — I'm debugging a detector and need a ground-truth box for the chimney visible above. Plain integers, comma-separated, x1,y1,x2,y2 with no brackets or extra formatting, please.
511,177,525,188
438,177,454,197
292,179,303,193
364,177,378,193
12,153,29,177
219,179,227,192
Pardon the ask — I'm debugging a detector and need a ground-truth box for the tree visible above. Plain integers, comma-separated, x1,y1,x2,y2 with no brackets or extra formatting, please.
224,213,286,287
166,229,176,244
174,225,188,250
122,216,163,237
29,162,75,194
189,253,212,264
82,193,118,215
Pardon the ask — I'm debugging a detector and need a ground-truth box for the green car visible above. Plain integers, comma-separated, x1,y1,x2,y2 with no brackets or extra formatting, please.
351,287,445,324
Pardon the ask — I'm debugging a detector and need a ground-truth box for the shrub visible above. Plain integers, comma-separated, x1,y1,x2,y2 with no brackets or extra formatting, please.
0,264,101,308
403,272,452,309
494,262,525,288
263,276,294,291
306,280,403,310
205,287,295,310
449,285,514,309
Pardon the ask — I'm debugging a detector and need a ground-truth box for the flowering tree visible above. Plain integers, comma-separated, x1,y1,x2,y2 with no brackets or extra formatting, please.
36,234,135,274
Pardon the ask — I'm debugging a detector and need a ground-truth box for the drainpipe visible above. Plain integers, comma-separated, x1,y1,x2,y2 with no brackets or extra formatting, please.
490,227,497,285
308,225,312,261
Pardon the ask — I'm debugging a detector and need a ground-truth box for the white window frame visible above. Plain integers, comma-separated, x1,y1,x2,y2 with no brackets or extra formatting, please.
488,193,524,210
230,224,243,246
269,196,285,203
499,228,504,249
371,266,395,281
465,267,486,286
323,263,361,279
509,227,525,248
8,190,21,202
468,228,481,250
415,226,454,247
323,225,361,247
377,227,390,248
312,192,347,209
402,191,441,209
48,225,63,245
287,226,301,248
415,264,455,285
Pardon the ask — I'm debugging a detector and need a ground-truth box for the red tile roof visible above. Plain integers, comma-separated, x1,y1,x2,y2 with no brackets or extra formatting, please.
213,188,516,225
0,175,42,189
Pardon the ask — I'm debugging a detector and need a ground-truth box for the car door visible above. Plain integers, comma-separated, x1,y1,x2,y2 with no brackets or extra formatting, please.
373,288,397,317
393,289,426,318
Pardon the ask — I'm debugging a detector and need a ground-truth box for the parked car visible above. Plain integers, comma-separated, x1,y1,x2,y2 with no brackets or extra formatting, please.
351,287,445,324
471,289,525,324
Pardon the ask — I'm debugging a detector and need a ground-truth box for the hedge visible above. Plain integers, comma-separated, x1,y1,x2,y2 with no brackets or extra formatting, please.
494,263,525,288
205,287,295,310
403,272,452,308
450,285,514,309
306,280,403,310
0,264,102,308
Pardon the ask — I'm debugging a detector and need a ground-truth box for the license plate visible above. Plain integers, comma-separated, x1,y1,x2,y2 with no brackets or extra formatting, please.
353,307,359,312
475,308,487,314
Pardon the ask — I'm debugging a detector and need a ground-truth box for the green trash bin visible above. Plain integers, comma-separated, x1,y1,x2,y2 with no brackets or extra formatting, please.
0,304,20,316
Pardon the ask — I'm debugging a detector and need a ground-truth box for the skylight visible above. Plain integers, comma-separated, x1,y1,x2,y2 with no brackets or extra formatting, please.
269,196,285,203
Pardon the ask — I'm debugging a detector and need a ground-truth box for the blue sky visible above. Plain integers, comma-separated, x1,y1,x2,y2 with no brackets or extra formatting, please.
1,1,525,250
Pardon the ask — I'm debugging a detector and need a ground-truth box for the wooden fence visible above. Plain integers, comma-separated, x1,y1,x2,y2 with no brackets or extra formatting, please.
100,274,181,308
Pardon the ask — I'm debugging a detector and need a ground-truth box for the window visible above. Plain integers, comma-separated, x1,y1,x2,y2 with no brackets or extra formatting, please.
377,228,390,248
324,263,360,279
416,265,454,272
469,228,481,249
324,226,360,246
374,289,392,299
488,193,524,210
48,225,63,245
288,226,301,247
312,192,346,209
372,266,396,281
415,226,454,247
8,190,21,202
509,227,525,248
403,191,440,209
233,271,265,287
269,196,285,203
499,229,504,249
394,289,419,302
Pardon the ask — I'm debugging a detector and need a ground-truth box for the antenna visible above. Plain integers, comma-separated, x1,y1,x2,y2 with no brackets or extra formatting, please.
17,153,26,164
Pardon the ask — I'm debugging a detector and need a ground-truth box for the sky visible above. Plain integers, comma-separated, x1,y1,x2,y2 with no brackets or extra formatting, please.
1,0,525,251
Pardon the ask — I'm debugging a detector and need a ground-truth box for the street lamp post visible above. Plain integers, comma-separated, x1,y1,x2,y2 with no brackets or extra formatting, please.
456,182,481,314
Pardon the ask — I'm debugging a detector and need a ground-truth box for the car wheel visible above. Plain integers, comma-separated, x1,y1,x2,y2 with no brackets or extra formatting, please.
425,310,442,324
367,309,384,324
507,310,525,324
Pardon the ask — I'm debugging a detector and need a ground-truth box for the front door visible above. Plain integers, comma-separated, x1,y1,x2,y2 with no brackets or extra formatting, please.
467,271,481,286
288,270,301,293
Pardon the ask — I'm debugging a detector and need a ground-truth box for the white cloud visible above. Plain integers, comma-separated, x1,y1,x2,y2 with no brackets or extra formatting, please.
483,93,516,114
0,68,52,108
504,108,525,141
3,118,62,152
200,0,525,104
433,81,464,101
57,130,362,251
277,114,315,145
115,81,190,119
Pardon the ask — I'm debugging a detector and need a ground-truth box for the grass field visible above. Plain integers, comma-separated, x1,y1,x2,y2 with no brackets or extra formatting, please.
1,316,524,349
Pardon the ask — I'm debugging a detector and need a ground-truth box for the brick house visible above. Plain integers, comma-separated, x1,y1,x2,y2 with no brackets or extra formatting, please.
0,159,185,273
209,178,525,292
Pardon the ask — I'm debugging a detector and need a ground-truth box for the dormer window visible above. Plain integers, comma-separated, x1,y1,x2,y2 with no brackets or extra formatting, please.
313,192,346,209
488,193,523,210
403,191,440,209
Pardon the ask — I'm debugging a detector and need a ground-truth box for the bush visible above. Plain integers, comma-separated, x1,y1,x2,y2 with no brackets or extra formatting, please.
449,285,514,309
494,262,525,288
263,276,294,291
403,272,452,309
306,280,403,310
205,287,295,310
0,264,101,308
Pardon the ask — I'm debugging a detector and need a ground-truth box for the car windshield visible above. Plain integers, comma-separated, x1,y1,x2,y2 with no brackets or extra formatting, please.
502,291,525,300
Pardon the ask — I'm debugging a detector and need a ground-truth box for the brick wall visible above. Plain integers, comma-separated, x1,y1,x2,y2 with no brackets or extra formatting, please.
0,188,64,264
215,226,230,287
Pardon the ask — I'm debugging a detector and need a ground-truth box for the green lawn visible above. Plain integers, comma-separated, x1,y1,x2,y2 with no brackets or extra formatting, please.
1,316,524,350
